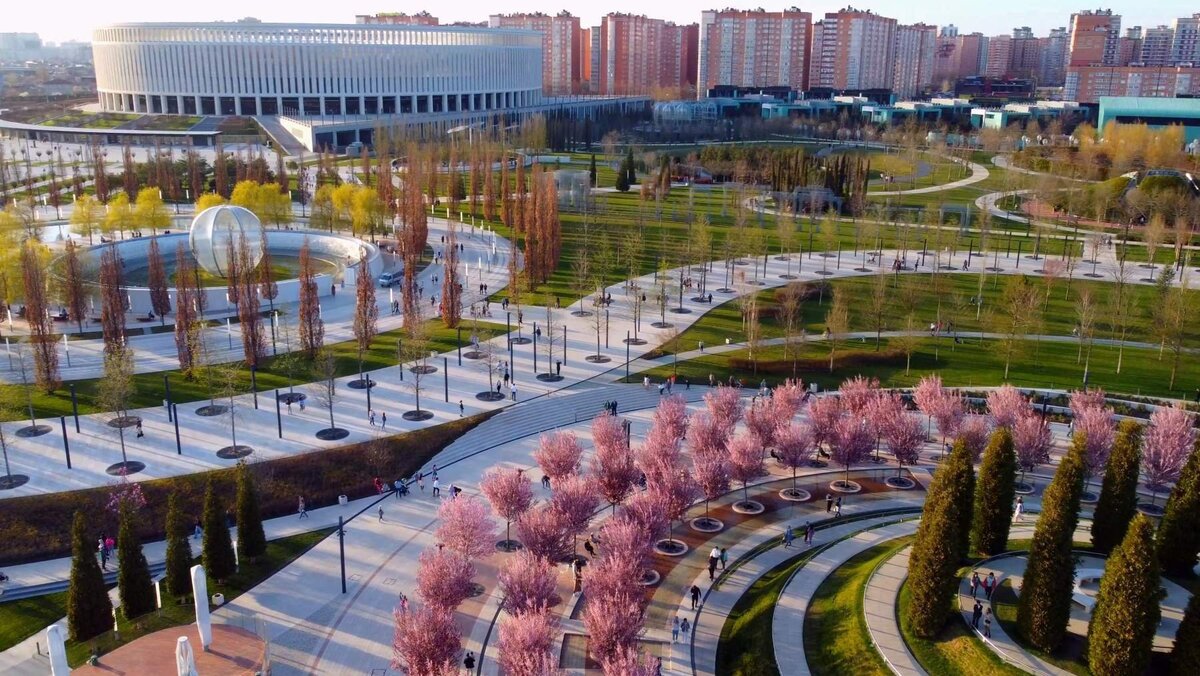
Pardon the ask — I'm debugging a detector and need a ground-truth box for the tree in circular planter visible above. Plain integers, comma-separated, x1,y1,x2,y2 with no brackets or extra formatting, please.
551,474,601,560
1012,409,1052,492
1141,403,1196,511
480,467,534,552
497,550,561,616
416,546,476,612
689,412,731,528
728,432,767,510
533,430,583,487
591,413,639,514
883,411,925,484
436,495,496,560
515,503,574,563
987,384,1030,430
829,415,874,491
497,608,557,676
775,421,816,498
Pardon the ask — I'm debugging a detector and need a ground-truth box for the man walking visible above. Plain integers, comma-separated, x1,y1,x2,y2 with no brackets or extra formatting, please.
720,547,728,570
970,572,980,598
432,477,441,498
707,546,720,580
826,493,833,513
689,584,701,610
298,496,308,519
972,601,983,629
378,506,384,522
806,522,815,545
784,525,794,548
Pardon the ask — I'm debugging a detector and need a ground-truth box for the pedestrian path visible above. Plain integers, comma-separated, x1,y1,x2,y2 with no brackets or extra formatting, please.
868,157,989,196
864,546,925,676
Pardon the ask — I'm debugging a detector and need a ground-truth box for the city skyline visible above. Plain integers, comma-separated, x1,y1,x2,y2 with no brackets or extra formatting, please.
8,1,1200,45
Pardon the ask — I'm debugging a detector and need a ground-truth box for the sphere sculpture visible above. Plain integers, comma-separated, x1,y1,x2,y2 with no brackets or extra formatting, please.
189,205,264,278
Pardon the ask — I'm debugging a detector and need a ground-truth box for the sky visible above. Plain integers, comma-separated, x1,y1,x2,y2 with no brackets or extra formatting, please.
10,1,1200,45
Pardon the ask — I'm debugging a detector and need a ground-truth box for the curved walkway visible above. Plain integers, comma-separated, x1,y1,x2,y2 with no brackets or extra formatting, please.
991,155,1096,183
868,157,989,196
863,546,925,676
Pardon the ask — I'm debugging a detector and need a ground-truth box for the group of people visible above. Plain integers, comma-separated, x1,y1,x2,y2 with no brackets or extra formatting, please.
367,409,388,429
783,522,817,547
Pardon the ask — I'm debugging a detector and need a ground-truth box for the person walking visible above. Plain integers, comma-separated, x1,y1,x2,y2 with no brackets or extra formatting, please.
418,473,425,492
584,539,596,558
671,616,680,643
369,410,376,427
98,539,108,571
378,506,384,522
707,547,719,581
970,572,980,598
1012,496,1024,522
972,601,983,629
784,525,794,548
542,474,551,490
983,608,993,638
380,411,387,430
511,385,518,401
806,522,815,545
825,493,833,513
834,495,842,517
985,572,996,599
681,618,690,638
432,477,441,498
459,400,464,417
689,584,701,610
135,420,144,438
298,496,308,519
720,547,728,570
463,652,476,670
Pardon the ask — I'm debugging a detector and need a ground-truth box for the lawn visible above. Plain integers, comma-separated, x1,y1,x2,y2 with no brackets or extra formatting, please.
9,319,507,422
803,536,914,675
897,581,1026,676
990,580,1091,676
0,528,332,662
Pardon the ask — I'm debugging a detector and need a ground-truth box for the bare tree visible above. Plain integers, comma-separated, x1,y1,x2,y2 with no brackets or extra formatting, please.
893,314,921,375
173,244,201,376
867,273,889,350
145,237,171,327
21,241,59,391
353,250,378,384
994,276,1040,379
235,235,265,367
96,344,137,471
99,247,128,357
61,240,87,333
308,350,346,437
297,239,324,357
1075,287,1097,368
824,287,849,372
440,224,462,328
400,319,435,420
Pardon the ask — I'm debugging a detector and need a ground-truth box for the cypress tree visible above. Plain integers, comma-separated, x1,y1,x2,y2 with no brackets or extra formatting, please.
202,479,236,582
1017,435,1086,653
905,440,975,638
163,493,193,601
1091,420,1143,555
589,154,597,187
624,148,636,186
1088,514,1162,675
115,506,155,620
235,461,267,562
615,160,630,193
1172,592,1200,676
67,511,113,644
1157,439,1200,577
972,427,1017,556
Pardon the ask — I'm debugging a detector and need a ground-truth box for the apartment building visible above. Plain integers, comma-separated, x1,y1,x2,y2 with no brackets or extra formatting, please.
489,12,582,94
809,9,897,90
697,9,813,96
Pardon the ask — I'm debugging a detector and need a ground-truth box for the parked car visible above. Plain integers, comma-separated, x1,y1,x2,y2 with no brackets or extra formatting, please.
378,271,399,288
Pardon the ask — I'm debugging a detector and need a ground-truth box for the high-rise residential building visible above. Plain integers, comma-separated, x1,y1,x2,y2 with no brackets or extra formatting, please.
1118,26,1142,65
1138,25,1175,65
809,9,898,90
594,14,698,96
1009,29,1043,80
984,35,1013,77
1039,28,1069,84
941,24,959,39
1065,64,1200,102
1012,27,1035,40
582,26,602,93
893,23,937,98
697,9,813,97
355,11,439,25
1172,14,1200,65
489,12,582,94
933,32,988,85
1067,9,1121,67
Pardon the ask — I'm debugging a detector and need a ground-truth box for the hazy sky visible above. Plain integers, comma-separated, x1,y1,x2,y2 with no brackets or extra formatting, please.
11,1,1200,44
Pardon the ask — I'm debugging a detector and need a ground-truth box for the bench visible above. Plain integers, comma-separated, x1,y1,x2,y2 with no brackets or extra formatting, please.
1071,568,1104,614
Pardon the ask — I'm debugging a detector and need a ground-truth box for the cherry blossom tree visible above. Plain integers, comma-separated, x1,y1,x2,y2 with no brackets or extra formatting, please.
591,414,639,513
914,375,964,456
621,492,669,543
551,473,601,558
534,431,583,486
597,516,653,569
690,415,731,528
480,467,535,551
1073,403,1115,485
582,558,645,672
1068,388,1108,416
771,378,807,421
498,551,560,615
728,432,767,509
807,394,843,450
957,415,993,461
392,604,461,676
839,375,881,416
774,422,815,496
987,385,1028,429
638,430,697,549
602,648,659,676
652,394,689,441
516,503,574,562
704,385,743,435
831,415,874,489
435,496,496,560
884,412,926,477
497,609,557,676
1142,404,1197,501
913,374,946,440
866,391,906,462
1012,410,1053,488
745,397,785,452
416,548,475,612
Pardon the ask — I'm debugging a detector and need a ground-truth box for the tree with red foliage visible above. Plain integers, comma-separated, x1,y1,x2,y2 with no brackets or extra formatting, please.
439,223,462,328
830,415,874,489
691,416,731,527
1013,409,1053,486
145,236,171,327
480,467,534,551
591,413,638,512
534,431,583,486
235,234,265,367
416,547,475,612
99,246,129,357
775,421,816,495
1071,396,1115,482
497,609,557,676
173,244,201,374
498,551,560,615
988,385,1028,429
297,239,324,357
1142,403,1197,501
728,432,766,508
884,412,926,478
352,249,379,381
515,504,574,562
392,604,460,676
704,385,743,435
436,496,496,560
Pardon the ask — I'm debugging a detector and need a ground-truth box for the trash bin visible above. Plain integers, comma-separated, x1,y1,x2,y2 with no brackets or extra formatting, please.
212,593,225,606
338,495,348,506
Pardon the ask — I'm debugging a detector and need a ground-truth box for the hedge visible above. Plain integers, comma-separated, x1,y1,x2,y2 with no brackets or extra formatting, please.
0,413,491,565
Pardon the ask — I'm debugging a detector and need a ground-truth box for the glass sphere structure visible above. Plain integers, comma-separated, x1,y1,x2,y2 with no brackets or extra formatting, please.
189,205,264,278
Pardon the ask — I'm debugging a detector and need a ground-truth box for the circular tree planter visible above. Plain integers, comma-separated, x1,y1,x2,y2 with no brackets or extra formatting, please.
623,337,647,345
1015,481,1036,495
1080,490,1099,504
985,266,1004,273
463,350,485,360
734,260,750,266
0,474,30,489
732,500,765,515
315,428,350,440
409,364,438,375
814,270,834,276
509,337,532,346
195,404,229,417
585,355,612,364
689,516,724,533
715,287,735,294
1136,502,1165,516
347,379,376,390
638,569,661,587
401,410,434,422
669,307,693,314
650,321,673,329
808,459,829,469
1083,273,1103,279
536,373,564,383
496,539,522,552
468,582,486,598
654,539,689,556
105,461,146,476
277,392,306,404
16,424,52,438
778,274,798,280
570,310,594,317
216,445,254,460
829,479,862,494
853,267,872,273
477,391,506,401
779,488,811,502
885,476,917,490
106,415,142,429
774,255,791,261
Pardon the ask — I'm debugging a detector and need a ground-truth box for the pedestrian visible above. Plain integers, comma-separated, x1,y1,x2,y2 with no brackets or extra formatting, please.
698,341,704,352
1012,496,1024,522
464,651,476,670
418,473,425,491
135,420,144,438
193,517,202,539
369,410,376,426
834,499,842,517
432,477,441,497
806,522,815,545
983,608,992,637
972,601,983,629
784,525,794,548
459,400,464,417
970,572,980,598
826,493,833,513
512,385,518,401
542,474,551,489
399,593,409,613
672,616,680,642
681,617,690,637
381,411,387,430
690,584,701,610
378,507,384,522
643,376,650,390
985,571,996,599
584,539,596,557
299,398,305,412
298,496,308,519
720,547,728,570
98,540,108,570
708,555,718,581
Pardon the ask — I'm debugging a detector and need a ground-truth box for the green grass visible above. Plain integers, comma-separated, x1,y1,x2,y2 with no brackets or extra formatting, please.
897,581,1026,676
0,528,332,662
990,580,1091,676
11,319,506,422
716,544,824,675
803,536,914,675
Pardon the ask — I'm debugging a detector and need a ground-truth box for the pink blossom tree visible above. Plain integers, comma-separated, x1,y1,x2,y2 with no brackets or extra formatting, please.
1073,403,1115,486
884,412,925,477
534,430,583,486
621,492,669,543
435,496,496,560
728,432,767,509
515,503,574,562
913,374,946,441
639,431,698,551
806,394,843,451
1142,404,1197,501
1068,388,1108,417
956,415,993,461
597,516,653,570
1012,410,1052,488
745,397,785,452
582,558,645,672
551,473,601,558
987,385,1028,429
652,394,689,441
498,550,561,615
839,375,881,416
774,421,815,497
690,415,731,528
830,415,875,489
771,378,807,421
480,467,535,551
416,547,476,612
392,604,461,676
704,385,743,435
914,376,964,457
865,391,905,462
591,412,636,505
497,609,557,676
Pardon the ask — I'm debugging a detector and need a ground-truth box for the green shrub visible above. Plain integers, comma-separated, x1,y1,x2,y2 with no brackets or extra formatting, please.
235,462,266,562
972,427,1016,556
115,508,155,620
1088,514,1161,675
1157,439,1200,577
67,512,112,644
201,480,236,582
163,494,193,600
1091,420,1143,554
